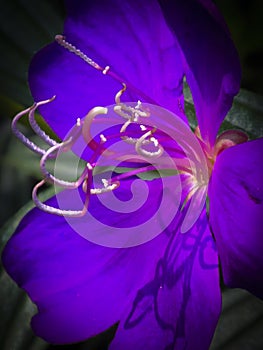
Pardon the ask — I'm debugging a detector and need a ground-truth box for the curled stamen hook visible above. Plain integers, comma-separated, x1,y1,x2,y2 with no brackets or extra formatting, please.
120,120,137,144
82,163,120,194
135,128,164,159
114,84,136,121
32,179,90,217
12,105,49,156
114,103,150,121
120,121,151,146
40,121,85,188
114,84,150,121
82,106,115,158
28,96,58,147
115,83,127,105
12,97,59,156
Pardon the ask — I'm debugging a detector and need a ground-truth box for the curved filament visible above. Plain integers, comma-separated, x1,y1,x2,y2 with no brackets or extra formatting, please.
28,97,58,147
32,180,90,217
12,98,59,157
135,129,164,159
55,35,158,105
12,106,48,156
40,122,86,188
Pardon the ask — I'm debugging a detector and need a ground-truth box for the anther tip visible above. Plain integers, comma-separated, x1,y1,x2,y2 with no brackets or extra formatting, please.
55,34,65,42
103,66,110,75
87,163,93,171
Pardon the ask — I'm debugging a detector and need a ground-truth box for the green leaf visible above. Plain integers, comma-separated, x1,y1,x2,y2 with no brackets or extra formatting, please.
210,288,263,350
0,0,65,109
184,84,263,138
225,89,263,138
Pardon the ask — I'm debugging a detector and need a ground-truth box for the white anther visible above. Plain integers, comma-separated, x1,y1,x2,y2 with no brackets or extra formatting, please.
135,130,164,159
135,100,142,109
102,178,109,187
103,66,110,74
100,134,107,143
87,162,93,171
151,137,159,148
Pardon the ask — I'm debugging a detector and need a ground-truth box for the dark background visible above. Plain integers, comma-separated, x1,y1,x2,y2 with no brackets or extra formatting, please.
214,0,263,95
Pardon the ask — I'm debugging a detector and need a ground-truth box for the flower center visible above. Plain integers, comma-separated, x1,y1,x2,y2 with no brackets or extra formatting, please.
194,125,248,177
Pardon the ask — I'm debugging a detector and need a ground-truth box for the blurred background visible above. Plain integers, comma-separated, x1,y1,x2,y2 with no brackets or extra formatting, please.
215,0,263,94
0,1,262,350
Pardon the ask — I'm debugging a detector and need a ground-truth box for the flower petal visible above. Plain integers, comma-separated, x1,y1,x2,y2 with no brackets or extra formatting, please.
29,0,185,139
159,0,241,146
2,176,181,344
209,138,263,299
109,208,221,350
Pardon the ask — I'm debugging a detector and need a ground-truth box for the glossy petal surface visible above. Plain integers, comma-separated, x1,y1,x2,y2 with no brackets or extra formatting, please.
110,209,221,350
29,0,185,139
209,138,263,298
159,0,241,146
2,177,180,344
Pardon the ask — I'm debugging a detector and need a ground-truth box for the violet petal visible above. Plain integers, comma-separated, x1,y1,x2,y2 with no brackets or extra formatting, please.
2,177,180,344
209,138,263,299
109,208,221,350
159,0,241,146
29,0,185,139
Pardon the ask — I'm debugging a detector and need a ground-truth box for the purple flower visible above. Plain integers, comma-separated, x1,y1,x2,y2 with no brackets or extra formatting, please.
2,1,263,349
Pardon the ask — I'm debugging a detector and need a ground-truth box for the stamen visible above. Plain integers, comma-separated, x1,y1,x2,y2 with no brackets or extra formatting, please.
55,35,103,71
76,118,82,127
103,66,110,75
114,85,164,160
12,97,60,156
135,129,164,159
82,163,120,194
40,122,85,188
28,97,58,147
135,100,142,109
115,83,127,105
12,105,49,156
113,85,150,122
114,102,149,121
90,181,120,195
100,134,107,143
120,120,152,149
32,180,90,217
55,34,158,104
82,106,109,150
120,120,138,144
